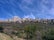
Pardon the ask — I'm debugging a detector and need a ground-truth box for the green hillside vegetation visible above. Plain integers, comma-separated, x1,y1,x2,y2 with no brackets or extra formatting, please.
0,20,54,40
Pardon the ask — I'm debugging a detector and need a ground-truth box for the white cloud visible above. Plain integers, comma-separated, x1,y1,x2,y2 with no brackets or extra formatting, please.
7,13,13,17
2,0,54,19
23,13,35,19
22,0,33,4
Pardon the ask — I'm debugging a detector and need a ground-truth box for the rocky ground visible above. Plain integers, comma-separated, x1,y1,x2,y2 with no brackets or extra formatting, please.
0,33,24,40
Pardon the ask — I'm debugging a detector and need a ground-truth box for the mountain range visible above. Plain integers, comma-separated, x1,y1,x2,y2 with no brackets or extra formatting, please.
0,16,54,24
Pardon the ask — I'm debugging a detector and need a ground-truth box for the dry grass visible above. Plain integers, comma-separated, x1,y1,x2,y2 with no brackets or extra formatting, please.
0,33,13,40
0,33,25,40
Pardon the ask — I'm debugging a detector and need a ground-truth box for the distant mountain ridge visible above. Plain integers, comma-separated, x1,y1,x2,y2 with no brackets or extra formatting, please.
0,16,35,22
0,16,54,24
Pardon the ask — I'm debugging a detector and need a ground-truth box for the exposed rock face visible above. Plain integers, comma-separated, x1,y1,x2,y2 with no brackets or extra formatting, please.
22,18,33,22
5,16,22,23
12,16,21,22
11,16,22,23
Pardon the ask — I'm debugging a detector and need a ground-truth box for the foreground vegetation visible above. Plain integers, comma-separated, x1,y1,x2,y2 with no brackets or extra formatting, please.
0,20,54,40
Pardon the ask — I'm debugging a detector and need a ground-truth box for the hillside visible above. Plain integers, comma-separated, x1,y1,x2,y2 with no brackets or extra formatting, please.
0,33,13,40
0,19,54,40
0,33,24,40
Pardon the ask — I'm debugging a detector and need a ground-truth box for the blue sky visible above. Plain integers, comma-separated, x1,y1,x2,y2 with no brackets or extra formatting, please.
0,0,54,19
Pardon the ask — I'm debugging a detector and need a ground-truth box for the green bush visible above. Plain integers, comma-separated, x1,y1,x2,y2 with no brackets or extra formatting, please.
42,28,54,40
